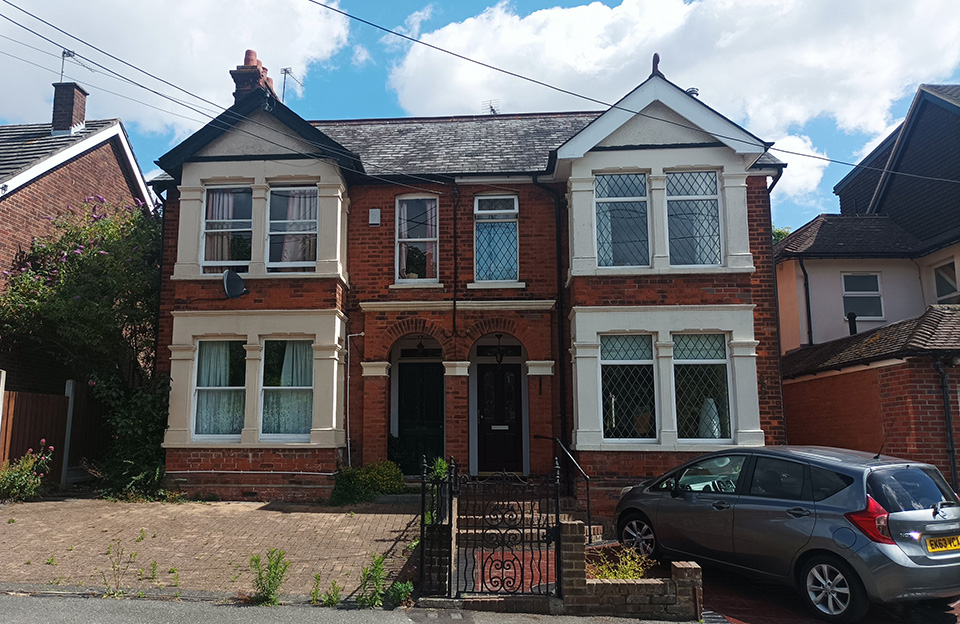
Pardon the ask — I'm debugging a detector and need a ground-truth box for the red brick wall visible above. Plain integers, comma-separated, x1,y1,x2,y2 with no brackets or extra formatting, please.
784,369,884,451
0,139,143,392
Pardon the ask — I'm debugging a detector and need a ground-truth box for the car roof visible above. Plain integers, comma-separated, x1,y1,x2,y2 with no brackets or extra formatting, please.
746,445,933,471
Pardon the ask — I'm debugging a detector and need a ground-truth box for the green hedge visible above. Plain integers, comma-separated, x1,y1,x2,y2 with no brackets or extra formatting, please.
327,460,406,505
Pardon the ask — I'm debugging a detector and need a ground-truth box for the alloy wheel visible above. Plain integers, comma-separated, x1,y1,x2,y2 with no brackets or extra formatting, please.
806,562,852,617
621,518,656,557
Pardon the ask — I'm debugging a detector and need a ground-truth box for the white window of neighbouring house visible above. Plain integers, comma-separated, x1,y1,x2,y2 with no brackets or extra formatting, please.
674,334,730,440
667,171,721,265
397,196,439,281
599,335,656,439
194,341,246,436
595,173,649,267
267,188,318,272
474,195,519,281
841,273,883,319
261,340,313,437
202,187,253,273
935,262,960,303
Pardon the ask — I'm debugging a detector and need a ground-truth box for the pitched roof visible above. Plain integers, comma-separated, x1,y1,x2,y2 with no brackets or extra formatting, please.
773,213,923,260
0,119,118,185
312,112,601,176
782,305,960,378
923,84,960,107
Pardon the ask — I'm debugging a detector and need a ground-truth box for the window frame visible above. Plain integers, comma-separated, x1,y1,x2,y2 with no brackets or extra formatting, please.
259,338,314,442
192,338,247,441
200,186,254,274
594,172,651,268
473,194,519,282
841,272,884,320
934,261,960,304
266,186,319,272
395,194,440,283
597,334,658,441
666,170,723,267
672,333,733,442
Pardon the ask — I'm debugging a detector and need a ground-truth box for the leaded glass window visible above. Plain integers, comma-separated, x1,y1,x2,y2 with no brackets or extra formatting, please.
600,335,656,439
475,196,518,281
674,334,730,439
667,171,721,265
595,173,649,267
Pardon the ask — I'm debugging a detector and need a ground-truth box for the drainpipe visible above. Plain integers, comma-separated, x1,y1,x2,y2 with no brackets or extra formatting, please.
532,175,570,454
767,167,784,194
451,184,461,345
798,257,814,346
346,332,364,467
933,356,959,492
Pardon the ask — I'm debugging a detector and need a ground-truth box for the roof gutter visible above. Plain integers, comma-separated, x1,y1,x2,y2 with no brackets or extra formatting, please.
933,356,959,491
798,257,814,346
766,166,784,194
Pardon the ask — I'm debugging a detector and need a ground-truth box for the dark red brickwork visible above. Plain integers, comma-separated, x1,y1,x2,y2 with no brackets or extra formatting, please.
0,139,143,392
783,358,960,483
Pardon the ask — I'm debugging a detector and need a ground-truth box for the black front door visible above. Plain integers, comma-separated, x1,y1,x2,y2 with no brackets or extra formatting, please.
397,362,444,475
477,363,523,473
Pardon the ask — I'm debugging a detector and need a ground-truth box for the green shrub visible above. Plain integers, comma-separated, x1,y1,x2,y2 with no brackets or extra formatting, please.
328,460,406,506
0,440,54,502
320,579,343,607
586,547,653,580
387,580,414,607
249,548,289,605
356,553,387,608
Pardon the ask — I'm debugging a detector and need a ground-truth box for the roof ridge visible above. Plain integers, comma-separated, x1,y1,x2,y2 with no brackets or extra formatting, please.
309,110,604,125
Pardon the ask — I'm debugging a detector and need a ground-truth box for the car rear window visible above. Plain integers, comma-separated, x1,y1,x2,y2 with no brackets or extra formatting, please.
810,467,855,501
867,467,958,512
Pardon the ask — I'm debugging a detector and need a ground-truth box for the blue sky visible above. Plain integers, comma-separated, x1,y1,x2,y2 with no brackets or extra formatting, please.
1,0,959,231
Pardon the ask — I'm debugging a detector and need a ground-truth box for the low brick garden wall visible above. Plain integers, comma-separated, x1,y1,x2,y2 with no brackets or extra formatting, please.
560,521,702,620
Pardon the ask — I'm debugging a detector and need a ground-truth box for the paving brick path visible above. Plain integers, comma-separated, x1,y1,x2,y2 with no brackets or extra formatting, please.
0,497,419,598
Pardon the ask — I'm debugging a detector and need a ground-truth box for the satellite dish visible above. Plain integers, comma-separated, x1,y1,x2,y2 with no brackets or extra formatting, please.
223,269,249,299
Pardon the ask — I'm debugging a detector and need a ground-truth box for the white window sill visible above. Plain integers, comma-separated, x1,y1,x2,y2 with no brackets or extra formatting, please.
466,281,526,289
389,282,445,289
164,441,337,449
573,440,756,452
575,266,756,277
171,272,340,281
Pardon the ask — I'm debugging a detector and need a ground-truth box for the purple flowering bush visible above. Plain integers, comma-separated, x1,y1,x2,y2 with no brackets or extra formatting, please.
0,439,54,502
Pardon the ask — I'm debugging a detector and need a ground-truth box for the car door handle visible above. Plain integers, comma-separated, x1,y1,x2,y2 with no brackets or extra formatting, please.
712,500,731,510
787,507,811,518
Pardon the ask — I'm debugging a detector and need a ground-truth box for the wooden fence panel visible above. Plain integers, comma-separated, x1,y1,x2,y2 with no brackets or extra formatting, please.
0,391,69,479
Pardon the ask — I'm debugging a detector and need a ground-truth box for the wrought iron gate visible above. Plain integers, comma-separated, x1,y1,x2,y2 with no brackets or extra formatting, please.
419,458,562,598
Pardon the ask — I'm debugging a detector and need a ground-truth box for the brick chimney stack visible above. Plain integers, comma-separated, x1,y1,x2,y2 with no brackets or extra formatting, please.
230,49,278,105
51,82,88,135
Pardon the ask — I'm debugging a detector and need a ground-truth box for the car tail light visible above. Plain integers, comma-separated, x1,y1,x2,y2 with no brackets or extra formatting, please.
845,496,895,545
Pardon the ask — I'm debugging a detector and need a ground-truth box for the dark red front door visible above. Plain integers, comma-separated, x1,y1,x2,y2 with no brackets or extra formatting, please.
477,363,523,472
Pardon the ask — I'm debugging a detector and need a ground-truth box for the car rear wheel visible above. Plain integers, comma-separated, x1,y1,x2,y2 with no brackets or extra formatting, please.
618,513,658,558
799,555,869,623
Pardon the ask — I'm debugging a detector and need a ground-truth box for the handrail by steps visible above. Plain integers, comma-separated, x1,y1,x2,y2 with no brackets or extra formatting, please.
534,435,594,543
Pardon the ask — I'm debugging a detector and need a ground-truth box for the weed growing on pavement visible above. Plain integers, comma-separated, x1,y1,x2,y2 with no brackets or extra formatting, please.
320,580,343,607
586,547,653,580
45,556,56,566
405,538,420,553
7,518,14,524
356,553,387,608
136,528,146,542
67,546,74,551
249,548,289,606
387,581,414,607
149,561,158,580
310,574,323,604
99,539,138,597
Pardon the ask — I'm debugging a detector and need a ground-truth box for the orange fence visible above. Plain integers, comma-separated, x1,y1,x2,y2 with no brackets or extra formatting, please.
0,391,70,480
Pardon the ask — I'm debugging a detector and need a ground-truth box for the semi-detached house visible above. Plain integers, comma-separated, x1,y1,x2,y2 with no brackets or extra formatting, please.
153,51,785,509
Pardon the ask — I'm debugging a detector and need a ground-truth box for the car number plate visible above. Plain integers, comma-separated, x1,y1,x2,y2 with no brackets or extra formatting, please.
926,535,960,553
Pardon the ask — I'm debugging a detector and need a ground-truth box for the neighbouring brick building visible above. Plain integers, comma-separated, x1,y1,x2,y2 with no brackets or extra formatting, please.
0,82,150,393
153,51,786,505
777,84,960,490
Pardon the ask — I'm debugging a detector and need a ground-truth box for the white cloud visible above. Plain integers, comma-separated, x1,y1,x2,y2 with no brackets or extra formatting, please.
388,0,960,140
352,45,373,67
380,5,434,52
854,118,904,160
0,0,349,137
769,135,830,201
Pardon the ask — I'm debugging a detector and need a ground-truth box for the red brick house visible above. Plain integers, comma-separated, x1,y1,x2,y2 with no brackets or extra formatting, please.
154,52,785,505
0,82,150,393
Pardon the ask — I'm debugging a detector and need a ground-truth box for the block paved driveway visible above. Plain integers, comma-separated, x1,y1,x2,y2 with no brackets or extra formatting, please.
0,496,419,598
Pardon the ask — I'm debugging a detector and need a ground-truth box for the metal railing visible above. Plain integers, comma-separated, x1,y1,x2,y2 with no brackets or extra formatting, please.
535,435,594,543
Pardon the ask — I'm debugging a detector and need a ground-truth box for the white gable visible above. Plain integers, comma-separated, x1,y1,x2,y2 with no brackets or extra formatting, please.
197,110,319,158
597,101,716,147
557,75,765,160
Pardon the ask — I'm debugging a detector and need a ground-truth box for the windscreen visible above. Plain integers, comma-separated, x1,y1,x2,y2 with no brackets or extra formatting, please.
867,467,958,512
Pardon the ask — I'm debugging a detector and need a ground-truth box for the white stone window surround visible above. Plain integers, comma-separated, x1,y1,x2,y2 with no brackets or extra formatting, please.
200,186,254,273
840,272,885,321
172,159,349,282
570,304,764,452
396,193,441,284
163,309,346,449
566,147,755,277
265,187,320,271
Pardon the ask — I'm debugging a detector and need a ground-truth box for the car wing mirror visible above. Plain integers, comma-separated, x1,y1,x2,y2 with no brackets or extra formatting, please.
667,477,680,497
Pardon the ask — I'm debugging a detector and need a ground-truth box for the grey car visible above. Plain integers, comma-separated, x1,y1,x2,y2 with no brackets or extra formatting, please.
615,446,960,623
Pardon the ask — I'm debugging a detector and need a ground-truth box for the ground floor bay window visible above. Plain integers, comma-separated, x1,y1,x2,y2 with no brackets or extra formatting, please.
571,305,763,451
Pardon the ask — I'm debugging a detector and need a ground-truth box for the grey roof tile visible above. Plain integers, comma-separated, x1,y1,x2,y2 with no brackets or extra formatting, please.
0,120,118,185
773,213,923,260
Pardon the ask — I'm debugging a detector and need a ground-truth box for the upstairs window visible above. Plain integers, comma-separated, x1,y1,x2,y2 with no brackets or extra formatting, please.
195,341,246,436
674,334,730,439
667,171,721,265
397,196,438,281
935,262,960,303
600,335,656,439
595,173,649,267
261,340,313,437
268,188,318,271
203,188,252,273
842,273,883,319
474,195,518,281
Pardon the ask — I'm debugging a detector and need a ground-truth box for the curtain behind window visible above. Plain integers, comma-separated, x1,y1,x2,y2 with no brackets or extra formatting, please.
195,341,245,435
262,341,313,435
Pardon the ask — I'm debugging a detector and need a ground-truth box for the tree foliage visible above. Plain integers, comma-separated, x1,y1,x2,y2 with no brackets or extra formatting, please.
773,225,792,246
